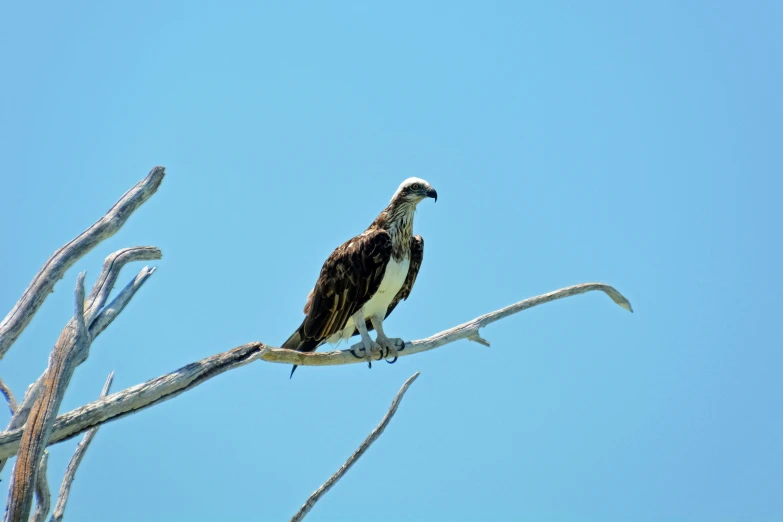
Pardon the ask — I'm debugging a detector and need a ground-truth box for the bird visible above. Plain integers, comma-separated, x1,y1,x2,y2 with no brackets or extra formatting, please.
283,177,437,377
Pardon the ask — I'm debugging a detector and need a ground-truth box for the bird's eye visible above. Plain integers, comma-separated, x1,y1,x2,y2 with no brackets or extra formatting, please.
411,183,420,190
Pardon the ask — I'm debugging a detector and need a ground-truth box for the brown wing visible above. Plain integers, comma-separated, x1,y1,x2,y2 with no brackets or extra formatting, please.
299,229,392,347
384,234,424,318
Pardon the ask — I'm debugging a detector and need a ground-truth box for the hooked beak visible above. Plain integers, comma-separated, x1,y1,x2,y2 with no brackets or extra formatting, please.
426,187,438,202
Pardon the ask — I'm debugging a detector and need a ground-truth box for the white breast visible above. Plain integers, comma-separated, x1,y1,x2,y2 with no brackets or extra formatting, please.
329,256,410,344
362,257,410,319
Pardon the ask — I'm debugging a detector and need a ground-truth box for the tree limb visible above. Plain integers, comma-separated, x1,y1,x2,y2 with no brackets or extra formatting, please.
289,372,420,522
29,452,49,522
0,343,267,460
0,255,159,477
0,379,17,416
50,372,114,522
90,267,156,339
262,282,633,367
4,274,90,522
0,282,630,461
83,248,161,326
0,166,164,360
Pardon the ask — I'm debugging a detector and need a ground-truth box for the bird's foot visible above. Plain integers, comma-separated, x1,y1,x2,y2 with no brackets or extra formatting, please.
354,340,382,368
377,336,404,364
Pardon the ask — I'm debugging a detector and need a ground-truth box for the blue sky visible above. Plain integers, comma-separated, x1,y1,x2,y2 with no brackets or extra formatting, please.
1,1,781,520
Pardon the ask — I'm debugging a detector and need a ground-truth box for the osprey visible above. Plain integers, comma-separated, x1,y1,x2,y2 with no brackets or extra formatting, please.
283,177,437,377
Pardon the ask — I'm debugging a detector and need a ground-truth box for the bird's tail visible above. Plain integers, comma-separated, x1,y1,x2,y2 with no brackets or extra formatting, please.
282,325,320,379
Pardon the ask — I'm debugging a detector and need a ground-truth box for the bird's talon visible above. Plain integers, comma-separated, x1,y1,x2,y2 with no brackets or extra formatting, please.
385,355,398,364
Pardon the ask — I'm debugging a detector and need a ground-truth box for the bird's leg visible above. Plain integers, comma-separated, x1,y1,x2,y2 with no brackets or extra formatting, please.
352,309,381,367
370,315,404,363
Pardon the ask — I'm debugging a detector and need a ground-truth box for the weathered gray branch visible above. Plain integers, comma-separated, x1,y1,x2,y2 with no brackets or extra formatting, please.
4,274,90,522
0,167,165,360
29,452,50,522
6,381,42,433
290,372,420,522
0,343,267,460
0,379,17,416
262,282,633,367
0,282,630,461
83,248,161,326
4,246,161,521
0,253,160,477
90,267,156,339
50,372,114,522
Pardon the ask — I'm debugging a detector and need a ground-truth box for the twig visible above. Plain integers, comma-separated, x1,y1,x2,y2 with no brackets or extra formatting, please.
0,167,165,360
4,274,90,522
50,372,114,522
29,452,50,522
0,282,630,461
290,372,420,522
0,378,17,416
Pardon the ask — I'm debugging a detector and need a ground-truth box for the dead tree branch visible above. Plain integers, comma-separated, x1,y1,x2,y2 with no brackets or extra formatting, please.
0,251,160,477
4,274,90,522
263,282,633,367
0,282,630,461
3,250,159,521
90,267,156,338
0,343,267,460
0,379,17,416
29,452,50,522
50,372,114,522
0,167,164,360
290,372,420,522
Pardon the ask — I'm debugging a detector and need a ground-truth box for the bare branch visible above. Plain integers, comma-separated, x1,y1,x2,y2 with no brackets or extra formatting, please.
0,257,159,476
83,248,161,326
263,282,633,368
4,274,90,522
0,378,17,416
0,378,44,478
50,372,114,522
5,380,42,433
290,372,420,522
0,343,267,460
0,283,630,461
90,267,156,338
29,452,50,522
0,167,164,360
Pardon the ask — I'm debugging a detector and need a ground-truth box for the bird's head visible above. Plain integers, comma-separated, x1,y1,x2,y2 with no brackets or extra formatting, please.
390,177,438,206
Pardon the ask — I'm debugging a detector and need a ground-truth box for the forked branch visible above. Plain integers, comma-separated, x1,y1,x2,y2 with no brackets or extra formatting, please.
0,283,631,461
0,167,164,360
4,274,90,522
0,254,160,478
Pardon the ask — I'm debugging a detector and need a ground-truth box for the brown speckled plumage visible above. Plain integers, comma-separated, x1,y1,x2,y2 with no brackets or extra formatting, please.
283,179,435,376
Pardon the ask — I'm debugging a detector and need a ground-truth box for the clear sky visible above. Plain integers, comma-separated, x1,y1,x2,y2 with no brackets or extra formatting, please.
1,1,781,521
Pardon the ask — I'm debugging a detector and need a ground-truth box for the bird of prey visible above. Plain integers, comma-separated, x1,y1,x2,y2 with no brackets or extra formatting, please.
283,177,437,377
